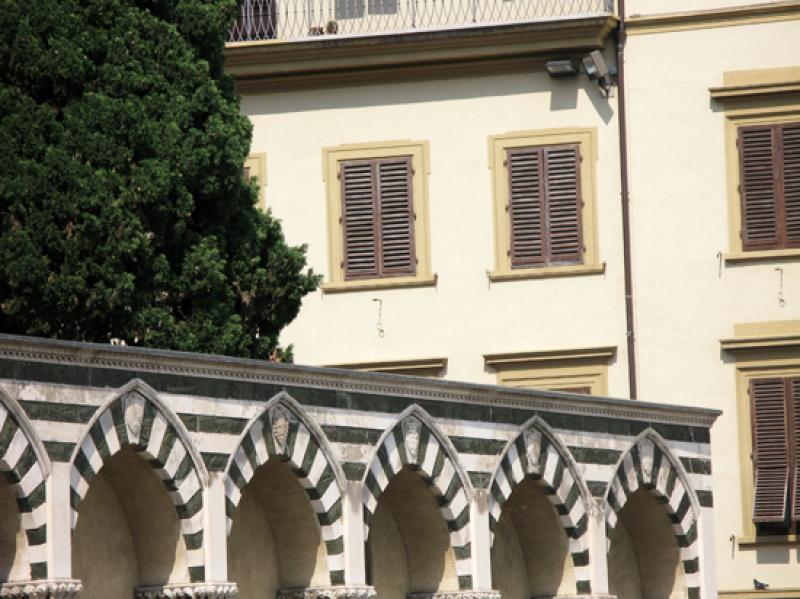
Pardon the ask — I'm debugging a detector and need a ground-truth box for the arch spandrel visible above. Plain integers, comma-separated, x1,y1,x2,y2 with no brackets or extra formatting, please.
0,388,51,580
603,428,703,599
223,392,346,586
68,379,208,583
487,415,593,595
361,405,474,591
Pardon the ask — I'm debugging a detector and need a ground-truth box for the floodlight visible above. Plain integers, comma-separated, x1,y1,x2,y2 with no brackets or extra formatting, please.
545,59,579,78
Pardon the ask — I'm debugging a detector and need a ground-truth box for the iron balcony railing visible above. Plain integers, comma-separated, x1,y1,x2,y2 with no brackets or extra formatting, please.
229,0,614,42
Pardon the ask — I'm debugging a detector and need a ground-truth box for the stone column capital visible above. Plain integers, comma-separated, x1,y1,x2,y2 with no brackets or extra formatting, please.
407,593,502,599
276,586,377,598
0,579,82,599
133,582,238,598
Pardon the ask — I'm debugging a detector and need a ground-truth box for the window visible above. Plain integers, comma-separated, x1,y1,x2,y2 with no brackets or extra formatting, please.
750,377,800,525
484,346,615,395
711,66,800,262
322,141,434,292
488,128,603,281
738,123,800,252
244,153,267,210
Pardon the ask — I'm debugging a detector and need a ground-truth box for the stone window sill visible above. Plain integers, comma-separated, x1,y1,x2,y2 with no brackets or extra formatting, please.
724,248,800,264
488,262,605,282
321,274,437,294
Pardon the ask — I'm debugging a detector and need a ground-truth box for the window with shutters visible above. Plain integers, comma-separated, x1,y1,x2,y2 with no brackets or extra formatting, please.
737,123,800,252
322,141,434,292
750,377,800,530
488,128,603,281
244,153,267,210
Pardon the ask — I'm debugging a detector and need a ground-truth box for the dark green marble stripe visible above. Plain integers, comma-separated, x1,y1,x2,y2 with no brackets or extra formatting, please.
30,562,47,579
450,436,507,455
45,441,75,462
587,480,606,497
697,490,713,507
201,452,229,471
179,413,248,435
18,400,96,424
468,471,490,489
322,425,382,445
343,461,366,481
680,456,712,475
569,445,621,465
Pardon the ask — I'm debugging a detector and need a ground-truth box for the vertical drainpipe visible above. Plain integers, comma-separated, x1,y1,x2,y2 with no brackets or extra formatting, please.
615,0,638,399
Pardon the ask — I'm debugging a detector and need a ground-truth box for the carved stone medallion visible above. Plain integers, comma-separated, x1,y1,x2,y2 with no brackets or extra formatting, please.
402,416,422,464
637,437,655,484
270,404,295,455
523,429,542,475
123,390,146,445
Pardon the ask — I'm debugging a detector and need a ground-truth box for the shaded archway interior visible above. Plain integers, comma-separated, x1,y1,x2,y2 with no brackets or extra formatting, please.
367,466,459,599
608,488,685,599
0,473,28,583
228,458,329,599
491,477,574,599
71,446,187,598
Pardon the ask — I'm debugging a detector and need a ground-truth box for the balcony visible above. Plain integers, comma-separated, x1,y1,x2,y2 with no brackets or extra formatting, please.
229,0,614,42
224,0,618,89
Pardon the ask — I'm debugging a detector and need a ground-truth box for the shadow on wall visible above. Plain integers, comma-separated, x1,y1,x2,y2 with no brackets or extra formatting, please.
242,72,615,124
0,475,28,583
72,447,185,598
608,488,683,599
491,477,574,599
368,467,457,599
228,458,330,599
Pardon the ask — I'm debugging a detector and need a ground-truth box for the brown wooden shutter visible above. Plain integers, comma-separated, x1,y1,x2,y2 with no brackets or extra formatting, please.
791,378,800,521
544,145,583,264
507,144,582,269
739,126,780,250
341,161,378,279
507,148,545,268
377,158,415,276
751,378,790,522
782,124,800,247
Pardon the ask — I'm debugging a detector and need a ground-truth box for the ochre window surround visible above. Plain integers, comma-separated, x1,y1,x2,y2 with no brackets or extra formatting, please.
713,66,800,263
484,346,615,395
721,320,800,543
244,153,267,211
487,127,603,281
322,140,435,293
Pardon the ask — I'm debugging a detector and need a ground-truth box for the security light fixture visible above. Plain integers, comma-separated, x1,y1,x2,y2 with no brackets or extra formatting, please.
581,50,615,97
545,59,579,78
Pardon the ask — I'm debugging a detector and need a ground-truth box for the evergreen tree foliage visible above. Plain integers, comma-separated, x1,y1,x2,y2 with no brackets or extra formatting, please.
0,0,319,359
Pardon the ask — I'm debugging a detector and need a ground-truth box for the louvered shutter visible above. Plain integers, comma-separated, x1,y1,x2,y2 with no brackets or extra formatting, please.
378,158,415,276
791,378,800,521
508,148,545,268
739,126,780,250
782,124,800,247
544,145,583,264
341,161,378,279
751,378,790,522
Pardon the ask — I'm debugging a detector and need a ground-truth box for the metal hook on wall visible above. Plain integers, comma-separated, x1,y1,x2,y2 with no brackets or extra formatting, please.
372,298,385,337
776,267,785,308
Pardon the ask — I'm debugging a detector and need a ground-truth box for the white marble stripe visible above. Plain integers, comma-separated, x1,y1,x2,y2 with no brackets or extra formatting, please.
605,506,617,530
384,433,403,477
145,413,168,462
163,440,188,481
433,456,456,498
668,483,685,514
507,444,525,485
18,463,43,498
623,453,637,493
321,519,344,542
684,572,701,589
189,430,240,455
326,552,345,573
80,436,103,477
568,536,587,555
176,471,201,505
181,509,204,536
680,542,699,562
21,502,47,531
421,435,439,476
363,487,378,515
543,448,559,487
250,420,269,466
687,472,713,492
369,454,389,491
186,547,205,568
558,469,574,502
656,460,671,496
573,565,591,583
70,508,79,530
30,420,84,444
99,410,120,456
26,542,47,565
580,463,614,483
680,509,696,537
494,463,512,501
291,425,312,470
224,477,240,506
449,526,470,549
234,447,253,486
70,466,89,502
613,479,627,510
306,451,328,489
312,479,340,514
455,556,472,577
447,489,468,523
567,497,586,528
2,428,28,472
0,404,8,437
489,498,502,522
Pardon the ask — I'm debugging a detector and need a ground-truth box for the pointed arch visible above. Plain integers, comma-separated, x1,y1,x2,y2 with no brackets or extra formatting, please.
487,415,593,595
361,405,474,590
603,428,702,599
223,392,347,585
0,388,51,579
69,379,208,582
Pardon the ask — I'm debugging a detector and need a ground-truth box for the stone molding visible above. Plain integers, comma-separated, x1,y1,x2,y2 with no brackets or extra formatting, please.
407,593,501,599
0,334,720,427
133,582,238,598
276,587,377,599
0,579,82,599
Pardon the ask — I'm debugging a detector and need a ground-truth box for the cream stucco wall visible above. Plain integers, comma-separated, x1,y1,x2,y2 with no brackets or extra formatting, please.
624,15,800,593
626,0,791,16
244,59,630,395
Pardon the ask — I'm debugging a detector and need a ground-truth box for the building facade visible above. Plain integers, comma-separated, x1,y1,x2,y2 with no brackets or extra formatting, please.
0,335,717,599
224,0,800,595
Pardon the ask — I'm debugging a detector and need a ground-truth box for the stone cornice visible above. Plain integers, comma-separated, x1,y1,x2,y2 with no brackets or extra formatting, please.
407,593,501,599
276,587,376,598
0,579,82,599
0,334,720,428
133,583,238,598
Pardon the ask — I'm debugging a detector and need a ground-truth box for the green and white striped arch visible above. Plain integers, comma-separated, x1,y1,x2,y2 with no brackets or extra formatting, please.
224,393,346,585
488,416,592,595
69,380,208,582
604,430,702,599
362,406,473,590
0,390,50,580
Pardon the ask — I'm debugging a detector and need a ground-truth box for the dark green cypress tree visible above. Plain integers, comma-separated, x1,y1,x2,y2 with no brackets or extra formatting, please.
0,0,319,359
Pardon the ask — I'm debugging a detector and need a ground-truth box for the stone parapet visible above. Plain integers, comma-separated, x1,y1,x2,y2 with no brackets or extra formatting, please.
134,582,238,598
0,579,82,599
276,587,377,599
